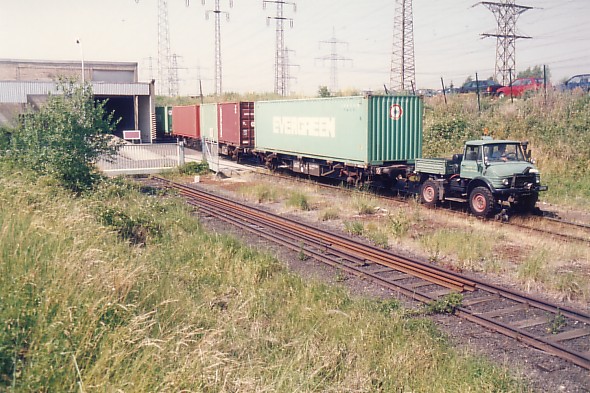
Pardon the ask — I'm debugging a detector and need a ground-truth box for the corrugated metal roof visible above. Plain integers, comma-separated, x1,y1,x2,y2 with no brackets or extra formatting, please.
0,81,150,103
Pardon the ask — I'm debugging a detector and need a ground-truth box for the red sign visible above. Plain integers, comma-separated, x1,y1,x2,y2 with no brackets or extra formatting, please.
390,104,403,120
123,130,141,140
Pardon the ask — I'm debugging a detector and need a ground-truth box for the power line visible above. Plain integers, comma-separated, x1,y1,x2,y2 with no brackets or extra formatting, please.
263,0,296,96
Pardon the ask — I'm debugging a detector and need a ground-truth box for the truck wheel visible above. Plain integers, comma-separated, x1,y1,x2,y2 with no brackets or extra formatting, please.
420,180,439,207
469,186,495,217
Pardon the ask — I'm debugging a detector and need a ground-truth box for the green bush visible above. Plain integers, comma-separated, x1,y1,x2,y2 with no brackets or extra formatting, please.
177,161,210,175
5,79,120,193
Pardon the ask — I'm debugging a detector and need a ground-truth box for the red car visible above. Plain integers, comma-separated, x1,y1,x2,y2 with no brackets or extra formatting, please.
496,77,546,98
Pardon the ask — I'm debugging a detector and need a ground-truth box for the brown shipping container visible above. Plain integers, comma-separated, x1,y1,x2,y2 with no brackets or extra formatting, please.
218,102,254,148
172,105,200,139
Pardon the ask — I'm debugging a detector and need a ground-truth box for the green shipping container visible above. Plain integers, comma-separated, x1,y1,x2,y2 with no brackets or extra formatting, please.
200,103,218,143
254,95,423,166
155,106,173,136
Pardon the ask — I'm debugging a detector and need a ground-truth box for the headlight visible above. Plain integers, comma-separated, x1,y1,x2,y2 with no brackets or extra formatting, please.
502,178,510,186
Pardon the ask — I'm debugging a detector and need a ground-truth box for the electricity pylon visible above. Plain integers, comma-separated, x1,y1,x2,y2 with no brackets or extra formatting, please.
263,0,296,96
316,28,351,93
203,0,233,96
478,0,532,85
390,0,415,93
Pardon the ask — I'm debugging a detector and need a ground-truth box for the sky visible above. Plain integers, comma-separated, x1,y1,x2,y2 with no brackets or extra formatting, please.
1,0,589,96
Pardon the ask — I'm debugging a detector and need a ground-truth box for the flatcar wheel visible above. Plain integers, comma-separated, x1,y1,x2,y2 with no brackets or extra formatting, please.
469,186,495,217
420,180,439,207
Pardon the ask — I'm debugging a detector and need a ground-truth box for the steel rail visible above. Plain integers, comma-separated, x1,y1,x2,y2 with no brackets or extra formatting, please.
150,176,590,370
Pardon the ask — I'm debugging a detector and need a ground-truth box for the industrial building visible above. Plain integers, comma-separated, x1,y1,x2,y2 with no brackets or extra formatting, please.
0,59,156,143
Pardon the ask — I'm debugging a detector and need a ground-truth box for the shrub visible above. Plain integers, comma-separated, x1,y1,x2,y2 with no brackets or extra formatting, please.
6,79,121,192
178,161,210,175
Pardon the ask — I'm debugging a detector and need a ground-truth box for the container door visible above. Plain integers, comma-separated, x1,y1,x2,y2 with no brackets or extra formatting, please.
240,102,255,148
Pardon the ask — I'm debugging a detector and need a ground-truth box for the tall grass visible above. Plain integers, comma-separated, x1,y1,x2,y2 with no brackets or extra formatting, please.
0,167,527,391
419,228,496,271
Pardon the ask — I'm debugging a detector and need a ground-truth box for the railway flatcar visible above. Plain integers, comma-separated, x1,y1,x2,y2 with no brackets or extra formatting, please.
254,95,423,186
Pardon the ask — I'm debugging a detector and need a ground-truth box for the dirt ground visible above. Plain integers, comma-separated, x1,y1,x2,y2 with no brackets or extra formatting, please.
171,170,590,392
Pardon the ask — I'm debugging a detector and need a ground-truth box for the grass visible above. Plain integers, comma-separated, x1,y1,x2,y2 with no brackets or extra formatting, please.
0,166,528,391
352,194,377,215
344,220,365,236
286,190,312,211
319,207,340,221
241,183,281,203
517,249,549,285
419,228,496,272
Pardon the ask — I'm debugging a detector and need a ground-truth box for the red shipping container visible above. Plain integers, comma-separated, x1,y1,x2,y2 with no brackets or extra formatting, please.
172,105,200,139
218,102,255,149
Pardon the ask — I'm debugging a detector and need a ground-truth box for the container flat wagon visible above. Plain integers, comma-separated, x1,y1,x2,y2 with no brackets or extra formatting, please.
254,95,423,185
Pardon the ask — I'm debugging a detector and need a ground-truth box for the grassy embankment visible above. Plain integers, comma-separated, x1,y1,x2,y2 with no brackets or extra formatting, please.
0,167,526,392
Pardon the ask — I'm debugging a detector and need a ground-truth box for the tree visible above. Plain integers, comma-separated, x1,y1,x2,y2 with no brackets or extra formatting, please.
318,86,331,98
517,65,550,80
7,79,121,192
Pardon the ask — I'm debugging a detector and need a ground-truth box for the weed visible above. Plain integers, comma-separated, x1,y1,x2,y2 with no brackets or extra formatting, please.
287,191,311,211
547,312,566,335
344,221,364,236
517,249,548,284
419,229,494,272
335,271,349,282
553,271,586,301
352,195,376,215
177,161,210,175
319,207,340,221
425,293,464,314
246,184,280,203
375,299,401,315
387,210,411,237
366,223,389,249
298,242,309,261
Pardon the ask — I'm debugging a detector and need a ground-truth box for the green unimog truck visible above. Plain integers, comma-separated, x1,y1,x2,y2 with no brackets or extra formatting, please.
414,137,548,217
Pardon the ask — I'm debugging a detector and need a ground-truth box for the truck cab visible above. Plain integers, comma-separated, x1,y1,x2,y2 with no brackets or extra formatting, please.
415,138,547,217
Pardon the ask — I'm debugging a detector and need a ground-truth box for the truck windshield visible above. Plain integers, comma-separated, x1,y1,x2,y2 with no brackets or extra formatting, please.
485,144,524,162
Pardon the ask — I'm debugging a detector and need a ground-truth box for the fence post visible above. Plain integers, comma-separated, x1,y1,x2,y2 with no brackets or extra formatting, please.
177,141,185,166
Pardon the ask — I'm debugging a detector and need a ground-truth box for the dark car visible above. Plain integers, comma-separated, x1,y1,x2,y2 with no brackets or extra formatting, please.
560,74,590,92
459,80,503,95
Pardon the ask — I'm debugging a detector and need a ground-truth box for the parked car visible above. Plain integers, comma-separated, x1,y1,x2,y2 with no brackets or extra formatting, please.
560,74,590,92
459,80,503,95
496,77,546,98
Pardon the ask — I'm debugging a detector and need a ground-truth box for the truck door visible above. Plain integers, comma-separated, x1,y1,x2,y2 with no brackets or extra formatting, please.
460,145,482,179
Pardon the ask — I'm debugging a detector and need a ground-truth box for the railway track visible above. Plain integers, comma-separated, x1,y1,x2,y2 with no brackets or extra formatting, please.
243,168,590,244
149,176,590,371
